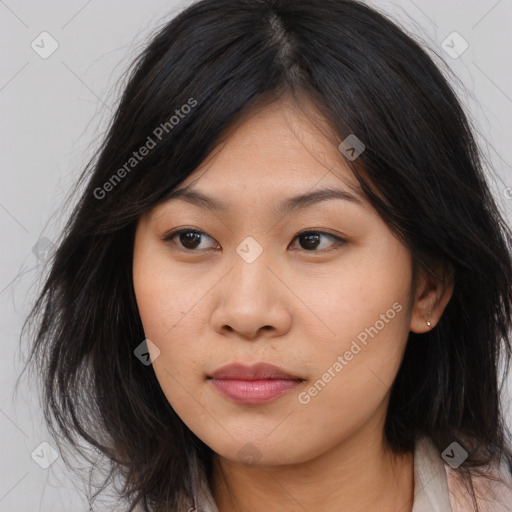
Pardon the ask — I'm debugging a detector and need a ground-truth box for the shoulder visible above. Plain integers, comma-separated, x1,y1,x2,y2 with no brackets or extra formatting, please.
446,461,512,512
414,436,512,512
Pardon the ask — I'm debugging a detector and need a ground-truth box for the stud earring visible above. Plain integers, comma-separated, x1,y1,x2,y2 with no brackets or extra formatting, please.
426,312,432,327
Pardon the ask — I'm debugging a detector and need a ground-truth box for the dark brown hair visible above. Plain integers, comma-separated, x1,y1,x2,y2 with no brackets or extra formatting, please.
20,1,512,510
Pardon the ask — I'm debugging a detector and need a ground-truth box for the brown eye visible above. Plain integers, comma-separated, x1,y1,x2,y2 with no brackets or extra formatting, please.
289,231,346,252
162,228,346,253
164,229,217,251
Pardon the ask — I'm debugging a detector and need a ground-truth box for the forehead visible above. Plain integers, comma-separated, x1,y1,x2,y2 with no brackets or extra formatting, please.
172,97,363,203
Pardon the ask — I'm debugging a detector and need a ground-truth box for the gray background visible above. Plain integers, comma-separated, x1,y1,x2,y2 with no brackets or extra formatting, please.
1,0,511,510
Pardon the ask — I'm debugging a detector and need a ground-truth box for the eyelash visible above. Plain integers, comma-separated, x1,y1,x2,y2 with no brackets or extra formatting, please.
162,228,347,253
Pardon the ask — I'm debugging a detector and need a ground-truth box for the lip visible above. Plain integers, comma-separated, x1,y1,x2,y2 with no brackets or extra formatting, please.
209,362,302,380
208,363,304,404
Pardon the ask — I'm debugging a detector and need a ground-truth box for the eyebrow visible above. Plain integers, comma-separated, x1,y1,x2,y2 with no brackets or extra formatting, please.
164,185,364,216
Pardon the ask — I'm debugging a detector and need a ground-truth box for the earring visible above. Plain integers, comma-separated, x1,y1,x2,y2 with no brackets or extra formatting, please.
426,312,432,327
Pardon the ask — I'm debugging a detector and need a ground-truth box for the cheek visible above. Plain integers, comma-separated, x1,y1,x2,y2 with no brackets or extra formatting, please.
301,299,410,400
292,300,411,460
132,236,207,342
133,262,206,368
132,243,215,418
133,240,194,368
133,276,200,428
296,240,413,412
298,235,413,351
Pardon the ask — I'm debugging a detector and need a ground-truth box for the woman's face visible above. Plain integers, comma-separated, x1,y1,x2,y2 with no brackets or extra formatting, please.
132,98,431,466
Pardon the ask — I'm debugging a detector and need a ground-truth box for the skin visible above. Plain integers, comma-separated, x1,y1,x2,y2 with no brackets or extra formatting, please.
132,96,454,512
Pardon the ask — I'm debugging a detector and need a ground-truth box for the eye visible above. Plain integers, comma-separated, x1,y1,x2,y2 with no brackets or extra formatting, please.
162,228,346,253
289,230,346,252
163,228,218,251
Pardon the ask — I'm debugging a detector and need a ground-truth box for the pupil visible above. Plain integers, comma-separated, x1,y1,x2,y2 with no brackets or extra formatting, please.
301,233,319,250
181,232,201,249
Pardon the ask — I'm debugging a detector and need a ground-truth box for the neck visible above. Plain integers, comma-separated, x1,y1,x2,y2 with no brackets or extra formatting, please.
211,426,414,512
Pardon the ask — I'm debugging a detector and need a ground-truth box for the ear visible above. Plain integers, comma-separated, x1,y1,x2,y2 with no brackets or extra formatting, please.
409,261,454,333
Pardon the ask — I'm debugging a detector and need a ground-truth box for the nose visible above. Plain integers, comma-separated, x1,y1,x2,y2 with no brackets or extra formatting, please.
210,250,292,341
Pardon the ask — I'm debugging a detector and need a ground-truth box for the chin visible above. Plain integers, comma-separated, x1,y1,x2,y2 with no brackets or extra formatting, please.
205,433,325,467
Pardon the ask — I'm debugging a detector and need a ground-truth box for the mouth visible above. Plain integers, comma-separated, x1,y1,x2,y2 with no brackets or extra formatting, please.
207,362,305,405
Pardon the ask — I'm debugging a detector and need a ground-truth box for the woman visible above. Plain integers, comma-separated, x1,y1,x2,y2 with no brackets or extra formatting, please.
22,0,512,510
